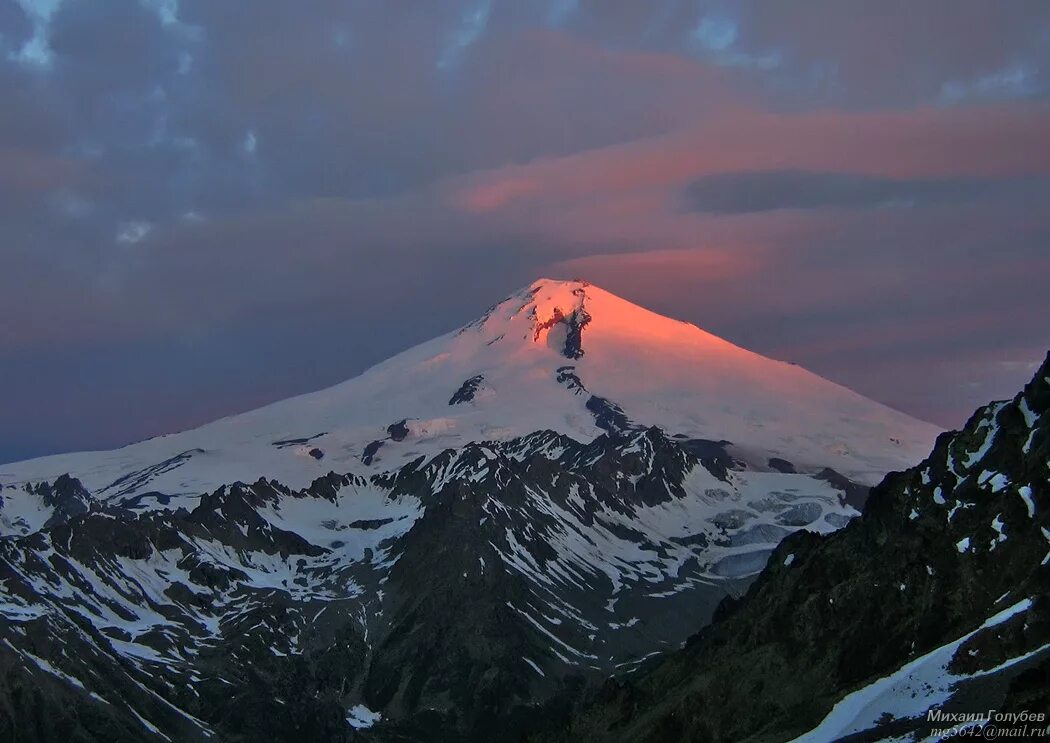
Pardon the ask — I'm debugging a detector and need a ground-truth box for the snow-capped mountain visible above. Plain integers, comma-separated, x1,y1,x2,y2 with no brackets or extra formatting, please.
0,279,942,742
1,279,936,506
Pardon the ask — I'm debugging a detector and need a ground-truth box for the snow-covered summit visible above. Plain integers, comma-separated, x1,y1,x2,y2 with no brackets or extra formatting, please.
0,278,940,498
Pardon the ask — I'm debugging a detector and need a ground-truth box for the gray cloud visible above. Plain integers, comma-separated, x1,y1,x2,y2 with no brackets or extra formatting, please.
697,0,1050,106
1,1,1049,462
680,171,1045,214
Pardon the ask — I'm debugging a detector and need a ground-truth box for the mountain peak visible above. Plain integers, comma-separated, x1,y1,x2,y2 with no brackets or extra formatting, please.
467,277,744,364
520,278,592,359
527,276,588,291
2,280,941,496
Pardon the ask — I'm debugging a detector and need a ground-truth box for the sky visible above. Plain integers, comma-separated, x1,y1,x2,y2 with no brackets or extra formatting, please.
1,1,1049,464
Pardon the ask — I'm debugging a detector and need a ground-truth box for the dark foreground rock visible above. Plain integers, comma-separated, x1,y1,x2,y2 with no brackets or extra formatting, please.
547,353,1050,742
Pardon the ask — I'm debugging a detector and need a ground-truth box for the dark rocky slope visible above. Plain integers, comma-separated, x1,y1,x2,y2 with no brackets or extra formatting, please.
0,421,866,742
550,353,1050,742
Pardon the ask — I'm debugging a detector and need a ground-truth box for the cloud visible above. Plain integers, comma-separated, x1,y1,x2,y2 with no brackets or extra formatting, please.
442,105,1050,265
141,0,180,27
450,105,1050,211
438,0,491,70
546,0,578,27
679,170,1031,214
0,146,86,192
940,64,1041,104
9,0,62,66
116,220,153,244
691,14,781,70
0,1,1048,460
712,0,1050,106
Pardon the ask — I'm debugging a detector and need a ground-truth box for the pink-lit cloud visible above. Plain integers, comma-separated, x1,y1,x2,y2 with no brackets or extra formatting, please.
1,1,1048,460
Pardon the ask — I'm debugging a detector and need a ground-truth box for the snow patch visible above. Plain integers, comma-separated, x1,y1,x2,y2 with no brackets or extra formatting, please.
790,599,1034,743
1018,486,1036,518
346,704,382,729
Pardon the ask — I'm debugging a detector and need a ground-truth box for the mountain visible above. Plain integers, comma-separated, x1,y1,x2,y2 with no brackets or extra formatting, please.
0,279,940,742
1,279,935,504
554,352,1050,742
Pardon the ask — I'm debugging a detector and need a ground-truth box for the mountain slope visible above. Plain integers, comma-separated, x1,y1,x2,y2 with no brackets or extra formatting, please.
0,279,937,508
0,426,868,741
0,279,945,742
553,352,1050,743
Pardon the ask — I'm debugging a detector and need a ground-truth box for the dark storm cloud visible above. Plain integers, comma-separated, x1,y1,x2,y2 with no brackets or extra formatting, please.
1,0,1049,462
680,171,1042,214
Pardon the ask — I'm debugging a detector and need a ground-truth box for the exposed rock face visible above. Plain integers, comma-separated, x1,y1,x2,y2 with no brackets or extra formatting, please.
448,375,486,406
0,421,865,742
552,353,1050,743
386,420,410,442
361,439,384,465
530,284,592,359
0,280,954,741
35,474,95,528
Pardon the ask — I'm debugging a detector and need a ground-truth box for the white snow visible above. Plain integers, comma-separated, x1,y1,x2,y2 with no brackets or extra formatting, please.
0,279,952,690
3,640,87,691
791,599,1034,743
990,514,1007,550
955,537,971,553
489,464,856,604
128,707,172,741
0,280,939,515
346,704,382,729
977,470,1008,493
1018,486,1036,518
256,482,422,562
0,489,56,537
963,414,999,468
1019,397,1038,429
